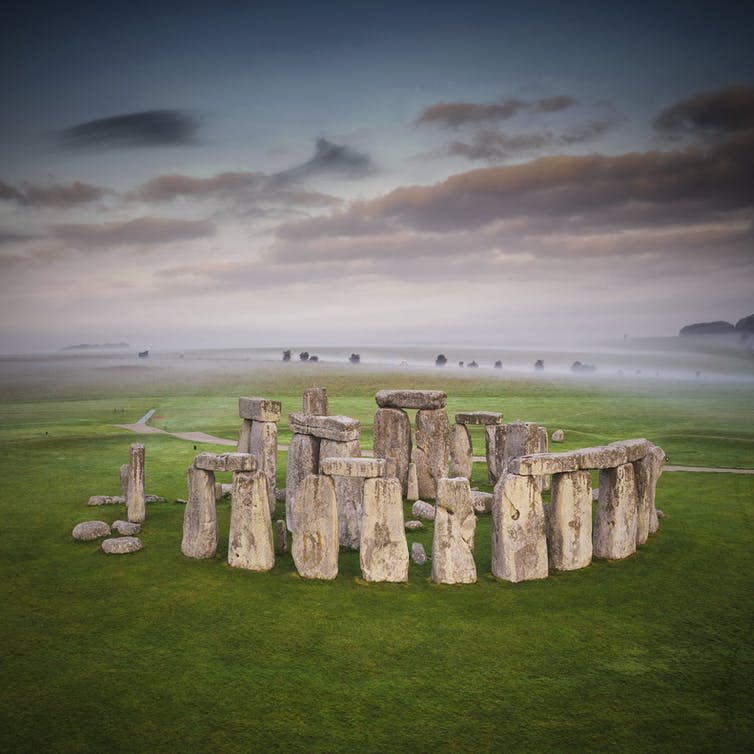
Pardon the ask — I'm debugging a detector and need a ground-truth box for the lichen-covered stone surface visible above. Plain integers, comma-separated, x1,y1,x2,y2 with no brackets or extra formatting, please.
127,443,145,524
454,411,503,425
72,520,111,541
285,433,320,532
373,407,412,495
193,452,256,472
375,389,447,410
471,490,493,514
431,477,477,584
87,495,126,506
291,474,339,580
181,465,217,559
288,413,360,442
411,500,436,520
593,463,638,560
359,478,408,582
102,536,142,554
414,408,449,499
634,445,666,541
320,456,386,478
411,542,427,565
491,473,548,583
112,520,141,536
228,470,275,571
249,420,278,516
547,470,592,571
320,437,363,550
238,396,282,422
302,386,328,415
449,423,473,479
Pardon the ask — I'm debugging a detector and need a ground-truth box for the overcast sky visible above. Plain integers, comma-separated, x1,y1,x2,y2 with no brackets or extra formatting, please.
1,0,753,352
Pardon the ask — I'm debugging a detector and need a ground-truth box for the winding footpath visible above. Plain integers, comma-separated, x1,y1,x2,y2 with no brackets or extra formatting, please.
118,410,754,474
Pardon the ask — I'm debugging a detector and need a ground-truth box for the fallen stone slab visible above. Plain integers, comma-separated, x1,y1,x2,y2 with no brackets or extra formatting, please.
87,495,126,506
454,411,503,425
112,520,141,536
412,500,436,520
508,452,580,476
102,536,142,554
551,429,565,443
72,521,111,541
411,542,427,565
289,413,360,442
405,520,424,530
375,389,447,410
320,456,387,478
145,495,166,503
238,396,282,422
193,452,256,472
471,490,493,514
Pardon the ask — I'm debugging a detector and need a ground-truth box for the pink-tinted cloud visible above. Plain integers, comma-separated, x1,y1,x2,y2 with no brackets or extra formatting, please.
416,96,576,128
0,180,109,208
51,216,216,246
654,85,754,135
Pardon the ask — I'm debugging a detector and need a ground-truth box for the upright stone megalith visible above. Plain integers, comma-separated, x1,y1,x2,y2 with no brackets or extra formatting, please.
182,464,218,559
360,477,409,583
414,409,449,499
449,423,473,479
292,474,339,580
320,437,363,550
303,387,328,415
127,443,145,524
431,477,477,584
547,470,592,571
373,407,412,495
634,445,666,541
285,433,319,532
228,470,275,571
491,472,548,582
593,463,638,560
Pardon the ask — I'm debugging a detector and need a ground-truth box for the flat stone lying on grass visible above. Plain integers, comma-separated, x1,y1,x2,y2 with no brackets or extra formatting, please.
411,542,427,565
454,411,503,425
551,429,565,443
72,521,111,541
471,490,493,514
411,500,436,520
87,495,126,506
320,456,387,478
112,520,141,536
289,413,360,442
238,396,282,422
193,452,256,472
102,536,142,554
375,389,447,410
405,520,423,530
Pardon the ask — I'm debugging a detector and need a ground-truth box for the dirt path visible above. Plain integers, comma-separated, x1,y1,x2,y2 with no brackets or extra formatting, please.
118,413,753,473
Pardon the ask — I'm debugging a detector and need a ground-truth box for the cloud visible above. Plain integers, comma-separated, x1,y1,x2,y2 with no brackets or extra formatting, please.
416,96,576,128
0,180,109,207
60,110,200,149
277,137,375,180
51,216,216,246
654,86,754,135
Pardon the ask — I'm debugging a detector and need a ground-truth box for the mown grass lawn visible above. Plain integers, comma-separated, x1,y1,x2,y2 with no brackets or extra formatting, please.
1,361,752,752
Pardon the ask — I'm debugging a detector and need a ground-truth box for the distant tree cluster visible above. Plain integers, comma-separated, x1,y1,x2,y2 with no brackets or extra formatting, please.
282,349,291,362
571,360,596,374
435,354,447,367
534,359,545,371
349,353,361,364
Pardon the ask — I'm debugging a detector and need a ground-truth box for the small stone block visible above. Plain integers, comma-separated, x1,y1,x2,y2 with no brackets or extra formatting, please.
454,411,503,425
193,452,257,472
72,521,111,541
375,389,447,410
238,396,282,422
320,457,387,478
101,536,143,554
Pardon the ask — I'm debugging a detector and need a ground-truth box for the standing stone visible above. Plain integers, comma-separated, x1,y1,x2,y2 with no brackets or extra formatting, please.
406,461,419,501
285,433,320,531
432,478,477,584
291,474,339,580
127,443,146,524
414,408,449,499
228,470,275,571
249,420,278,517
593,463,638,560
303,387,328,415
275,520,288,555
373,407,412,495
236,419,253,452
486,424,505,484
449,423,473,479
491,472,548,582
548,470,592,571
182,465,217,559
320,437,363,550
635,445,666,539
120,463,129,496
359,477,409,582
537,425,550,491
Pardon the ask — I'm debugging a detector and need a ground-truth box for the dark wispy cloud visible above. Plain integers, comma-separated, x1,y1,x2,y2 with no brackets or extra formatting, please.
654,85,754,135
276,137,375,181
416,96,576,128
51,216,215,246
0,179,109,207
60,110,200,149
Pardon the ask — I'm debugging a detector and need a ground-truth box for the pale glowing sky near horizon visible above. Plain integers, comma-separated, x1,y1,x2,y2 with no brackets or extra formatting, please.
1,0,753,352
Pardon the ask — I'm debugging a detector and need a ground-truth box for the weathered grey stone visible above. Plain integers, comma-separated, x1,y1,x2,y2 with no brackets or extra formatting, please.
414,408,449,499
72,520,111,541
406,461,419,501
302,386,328,415
537,425,550,491
593,463,638,560
449,423,473,479
547,470,592,571
112,520,141,536
145,495,165,504
576,445,629,469
289,413,360,442
636,444,666,539
120,463,129,496
432,478,477,584
373,407,412,495
214,482,232,500
320,456,387,478
608,438,651,463
236,419,252,452
275,519,288,554
194,452,256,472
102,536,142,554
87,495,126,506
285,433,320,532
485,424,504,484
228,470,275,571
291,474,339,579
405,520,424,530
411,500,436,521
238,396,282,422
508,452,580,476
375,389,447,410
360,477,409,582
181,465,217,559
471,490,493,514
127,443,145,524
504,422,542,477
320,438,363,550
551,429,565,443
491,473,548,583
249,419,278,516
411,542,427,565
455,411,503,425
275,488,286,502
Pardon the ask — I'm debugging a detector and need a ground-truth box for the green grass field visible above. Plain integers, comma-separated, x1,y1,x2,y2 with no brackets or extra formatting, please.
1,355,753,752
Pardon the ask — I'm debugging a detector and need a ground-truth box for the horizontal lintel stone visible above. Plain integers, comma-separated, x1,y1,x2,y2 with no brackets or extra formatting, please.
289,413,361,442
239,396,282,422
608,438,651,463
508,452,580,476
575,445,630,470
320,457,387,478
194,452,257,472
375,389,447,410
454,411,503,425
